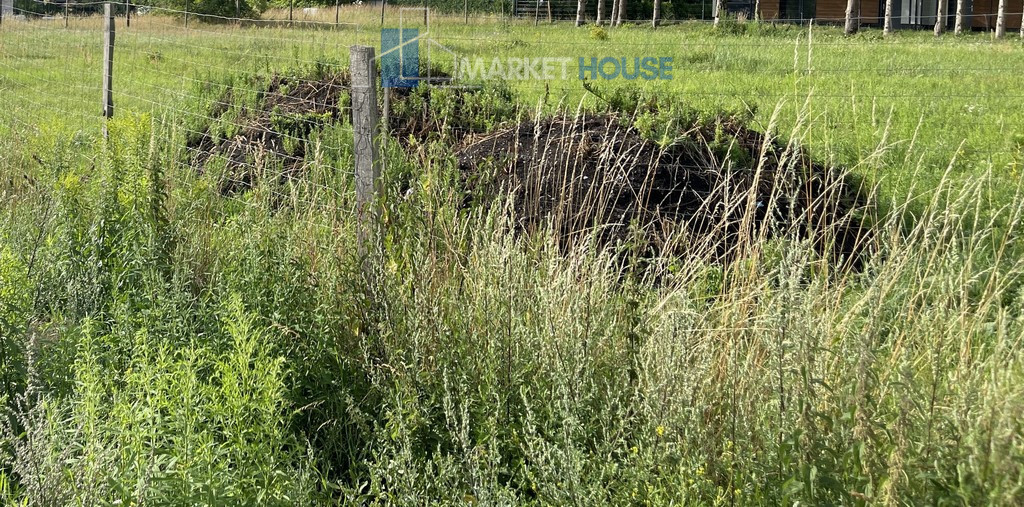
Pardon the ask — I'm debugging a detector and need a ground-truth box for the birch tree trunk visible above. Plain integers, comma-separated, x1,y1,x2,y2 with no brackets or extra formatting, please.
576,0,587,26
884,0,893,35
713,0,724,26
653,0,661,27
845,0,859,34
995,0,1006,38
610,0,619,25
597,0,604,25
935,0,947,35
753,0,760,21
954,0,965,34
615,0,626,25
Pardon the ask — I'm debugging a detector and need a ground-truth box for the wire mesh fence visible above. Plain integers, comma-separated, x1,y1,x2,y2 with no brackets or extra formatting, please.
2,0,1022,213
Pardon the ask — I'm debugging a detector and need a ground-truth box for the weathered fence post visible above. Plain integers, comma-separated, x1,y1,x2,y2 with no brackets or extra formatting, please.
844,0,859,34
350,45,380,271
125,0,130,27
65,0,69,28
335,0,340,25
289,0,293,22
994,0,1006,38
103,2,115,136
884,0,893,35
935,0,946,35
185,0,189,28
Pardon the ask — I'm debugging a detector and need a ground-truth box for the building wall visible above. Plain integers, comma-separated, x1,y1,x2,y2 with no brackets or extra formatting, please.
760,0,782,19
810,0,879,22
970,0,1024,29
2,0,13,17
862,0,880,22
811,0,847,20
759,0,1021,27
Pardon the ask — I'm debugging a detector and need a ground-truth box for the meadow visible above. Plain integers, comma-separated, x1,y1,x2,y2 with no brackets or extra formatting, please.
1,8,1024,504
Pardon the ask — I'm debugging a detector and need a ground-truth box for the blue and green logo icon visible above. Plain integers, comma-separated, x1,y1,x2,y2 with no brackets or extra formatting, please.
380,29,420,88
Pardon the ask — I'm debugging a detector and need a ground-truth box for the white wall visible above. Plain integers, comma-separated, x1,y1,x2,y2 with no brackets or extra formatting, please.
1,0,14,17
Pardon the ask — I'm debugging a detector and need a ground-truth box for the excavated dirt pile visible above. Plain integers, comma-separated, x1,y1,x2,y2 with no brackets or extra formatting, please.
454,113,873,267
188,73,349,194
183,73,872,267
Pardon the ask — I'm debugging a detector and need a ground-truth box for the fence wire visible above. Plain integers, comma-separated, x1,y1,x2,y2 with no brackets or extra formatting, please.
1,1,1022,219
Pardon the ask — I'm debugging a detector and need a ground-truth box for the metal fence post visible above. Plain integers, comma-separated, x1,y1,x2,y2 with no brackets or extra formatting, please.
102,2,115,135
350,45,380,271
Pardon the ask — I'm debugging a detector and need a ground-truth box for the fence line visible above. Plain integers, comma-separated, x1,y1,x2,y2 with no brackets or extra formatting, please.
9,0,1024,31
1,2,1021,253
1,3,380,258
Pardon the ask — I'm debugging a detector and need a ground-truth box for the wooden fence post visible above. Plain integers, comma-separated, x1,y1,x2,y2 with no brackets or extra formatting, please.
350,45,380,270
185,0,189,28
103,3,115,131
125,0,130,27
994,0,1006,38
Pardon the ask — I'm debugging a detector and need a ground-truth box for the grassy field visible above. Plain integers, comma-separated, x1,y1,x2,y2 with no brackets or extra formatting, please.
2,9,1024,505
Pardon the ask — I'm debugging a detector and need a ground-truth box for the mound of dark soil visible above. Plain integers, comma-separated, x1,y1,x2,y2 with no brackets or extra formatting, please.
383,80,518,149
455,113,873,268
188,73,349,194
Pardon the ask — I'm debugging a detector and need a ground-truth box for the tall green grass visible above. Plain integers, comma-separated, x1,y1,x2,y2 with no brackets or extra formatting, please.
1,96,1022,503
1,14,1023,506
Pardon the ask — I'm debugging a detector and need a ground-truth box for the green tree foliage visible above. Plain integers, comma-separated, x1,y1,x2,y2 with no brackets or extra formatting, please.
152,0,269,19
